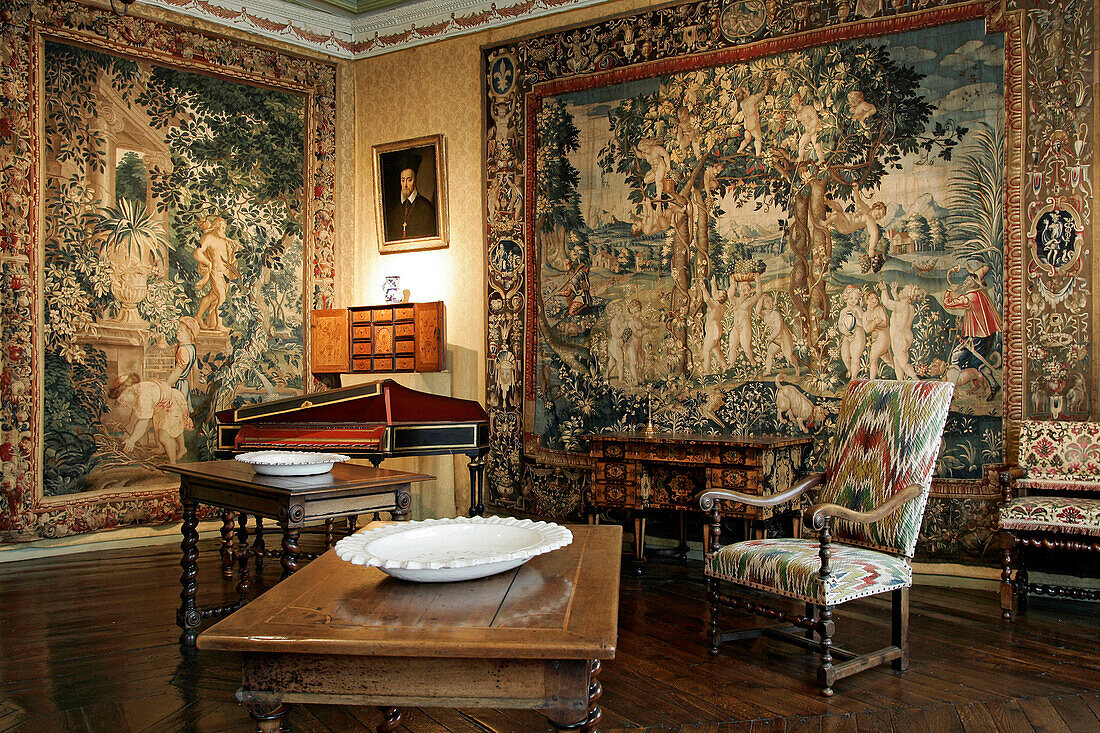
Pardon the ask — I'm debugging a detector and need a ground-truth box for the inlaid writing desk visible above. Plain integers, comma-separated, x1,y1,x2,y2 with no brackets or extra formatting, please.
198,523,621,732
161,460,432,646
588,432,812,566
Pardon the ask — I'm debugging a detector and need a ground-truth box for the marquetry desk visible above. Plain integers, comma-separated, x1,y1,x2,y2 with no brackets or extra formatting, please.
198,523,621,733
588,432,812,566
161,460,432,647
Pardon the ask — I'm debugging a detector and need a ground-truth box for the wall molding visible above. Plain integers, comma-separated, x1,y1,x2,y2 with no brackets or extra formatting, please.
145,0,610,59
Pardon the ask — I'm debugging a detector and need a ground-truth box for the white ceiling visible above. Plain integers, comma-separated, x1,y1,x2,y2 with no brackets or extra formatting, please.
145,0,610,59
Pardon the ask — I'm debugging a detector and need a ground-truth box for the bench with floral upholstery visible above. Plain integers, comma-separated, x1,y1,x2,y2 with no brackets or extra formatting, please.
998,420,1100,618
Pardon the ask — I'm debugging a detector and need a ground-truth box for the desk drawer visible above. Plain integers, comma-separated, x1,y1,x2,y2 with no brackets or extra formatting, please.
707,467,762,492
626,443,713,464
593,461,636,507
593,481,635,507
719,447,762,466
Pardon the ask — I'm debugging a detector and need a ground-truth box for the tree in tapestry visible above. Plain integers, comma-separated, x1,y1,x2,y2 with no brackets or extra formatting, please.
42,41,305,496
533,20,1004,479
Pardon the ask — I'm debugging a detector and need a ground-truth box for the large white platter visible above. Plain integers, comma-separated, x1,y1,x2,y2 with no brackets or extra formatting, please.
234,450,351,476
334,516,573,582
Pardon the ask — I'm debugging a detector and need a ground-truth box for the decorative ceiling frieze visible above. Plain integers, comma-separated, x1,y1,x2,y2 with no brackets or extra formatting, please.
145,0,609,59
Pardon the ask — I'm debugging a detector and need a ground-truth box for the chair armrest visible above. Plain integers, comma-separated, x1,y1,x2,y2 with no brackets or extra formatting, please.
999,466,1027,487
698,472,823,511
804,483,923,530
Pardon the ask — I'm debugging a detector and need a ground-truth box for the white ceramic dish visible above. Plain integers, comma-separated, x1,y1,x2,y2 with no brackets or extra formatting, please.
334,516,573,582
234,450,351,476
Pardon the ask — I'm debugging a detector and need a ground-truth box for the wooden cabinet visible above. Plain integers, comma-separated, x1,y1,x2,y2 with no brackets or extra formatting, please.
310,301,445,374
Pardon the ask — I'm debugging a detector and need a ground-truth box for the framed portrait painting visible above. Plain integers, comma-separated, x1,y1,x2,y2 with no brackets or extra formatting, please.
374,135,449,253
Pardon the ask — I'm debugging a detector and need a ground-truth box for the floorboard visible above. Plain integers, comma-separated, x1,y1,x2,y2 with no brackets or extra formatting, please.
1,538,1096,732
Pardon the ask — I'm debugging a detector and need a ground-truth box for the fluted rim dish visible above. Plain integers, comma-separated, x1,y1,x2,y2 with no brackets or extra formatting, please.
334,516,573,579
235,450,351,466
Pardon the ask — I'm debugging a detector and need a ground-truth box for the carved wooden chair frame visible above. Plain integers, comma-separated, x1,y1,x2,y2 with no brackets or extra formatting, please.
998,467,1100,618
699,474,923,697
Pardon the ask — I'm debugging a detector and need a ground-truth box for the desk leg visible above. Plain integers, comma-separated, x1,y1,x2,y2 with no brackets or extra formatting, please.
377,706,402,733
632,514,646,574
177,490,200,647
280,524,301,580
467,454,486,517
676,511,689,562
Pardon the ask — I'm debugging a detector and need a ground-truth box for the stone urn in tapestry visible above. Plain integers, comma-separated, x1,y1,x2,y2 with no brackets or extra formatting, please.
98,198,166,326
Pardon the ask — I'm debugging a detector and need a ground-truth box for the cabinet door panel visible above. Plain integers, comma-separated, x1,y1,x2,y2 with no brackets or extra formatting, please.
309,309,349,374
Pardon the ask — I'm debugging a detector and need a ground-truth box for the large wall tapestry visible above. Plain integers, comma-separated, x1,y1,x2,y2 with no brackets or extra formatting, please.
0,1,338,541
484,0,1096,563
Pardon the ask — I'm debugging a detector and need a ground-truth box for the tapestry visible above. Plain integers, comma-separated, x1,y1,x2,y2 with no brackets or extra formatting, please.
0,1,338,540
482,0,1085,562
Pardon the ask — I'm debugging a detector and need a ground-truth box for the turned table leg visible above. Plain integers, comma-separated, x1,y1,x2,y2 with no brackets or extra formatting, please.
177,490,201,647
235,513,252,601
220,510,236,579
246,701,286,733
377,706,402,733
280,524,301,580
549,659,603,732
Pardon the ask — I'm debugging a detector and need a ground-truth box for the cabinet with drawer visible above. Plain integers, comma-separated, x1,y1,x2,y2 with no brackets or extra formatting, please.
310,301,445,374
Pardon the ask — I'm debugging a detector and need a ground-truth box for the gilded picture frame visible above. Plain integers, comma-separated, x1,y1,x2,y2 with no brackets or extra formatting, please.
374,134,449,253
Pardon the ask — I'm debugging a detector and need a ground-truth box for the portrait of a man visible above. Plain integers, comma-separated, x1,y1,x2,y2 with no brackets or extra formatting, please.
387,154,437,240
374,135,448,253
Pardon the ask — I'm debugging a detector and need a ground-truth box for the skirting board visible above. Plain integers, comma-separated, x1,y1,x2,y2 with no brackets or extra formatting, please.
0,495,428,564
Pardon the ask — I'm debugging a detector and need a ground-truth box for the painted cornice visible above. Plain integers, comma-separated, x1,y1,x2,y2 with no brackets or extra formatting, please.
145,0,609,59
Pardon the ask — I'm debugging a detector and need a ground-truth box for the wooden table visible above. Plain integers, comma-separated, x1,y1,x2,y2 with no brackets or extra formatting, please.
588,432,812,567
197,523,622,732
161,460,432,647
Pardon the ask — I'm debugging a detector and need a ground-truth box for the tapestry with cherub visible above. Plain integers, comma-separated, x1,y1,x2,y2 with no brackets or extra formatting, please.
484,0,1030,560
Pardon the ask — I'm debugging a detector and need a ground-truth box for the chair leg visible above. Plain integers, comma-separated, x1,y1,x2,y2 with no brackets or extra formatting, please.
1000,543,1015,620
707,577,721,654
816,603,835,697
804,603,816,640
891,587,909,672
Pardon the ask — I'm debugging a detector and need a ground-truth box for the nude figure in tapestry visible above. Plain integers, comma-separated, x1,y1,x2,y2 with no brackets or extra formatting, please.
759,292,800,375
735,79,771,158
861,288,893,379
674,106,701,159
700,280,729,374
825,192,887,270
836,285,866,379
726,274,763,369
621,299,658,384
636,137,671,196
194,216,240,332
790,88,826,162
847,90,877,123
879,282,922,379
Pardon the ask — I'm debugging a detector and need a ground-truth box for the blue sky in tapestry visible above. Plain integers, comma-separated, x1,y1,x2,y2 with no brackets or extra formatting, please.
532,19,1004,479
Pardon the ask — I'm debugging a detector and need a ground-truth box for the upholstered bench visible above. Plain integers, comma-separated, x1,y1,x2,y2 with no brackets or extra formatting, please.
998,420,1100,618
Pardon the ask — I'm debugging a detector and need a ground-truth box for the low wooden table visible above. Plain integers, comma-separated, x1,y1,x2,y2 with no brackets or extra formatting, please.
197,523,622,732
161,460,432,647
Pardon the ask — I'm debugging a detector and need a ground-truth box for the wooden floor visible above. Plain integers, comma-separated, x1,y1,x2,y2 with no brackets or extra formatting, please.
1,533,1098,733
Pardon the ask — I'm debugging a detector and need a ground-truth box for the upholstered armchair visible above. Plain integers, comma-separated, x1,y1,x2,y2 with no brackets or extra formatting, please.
697,379,954,696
